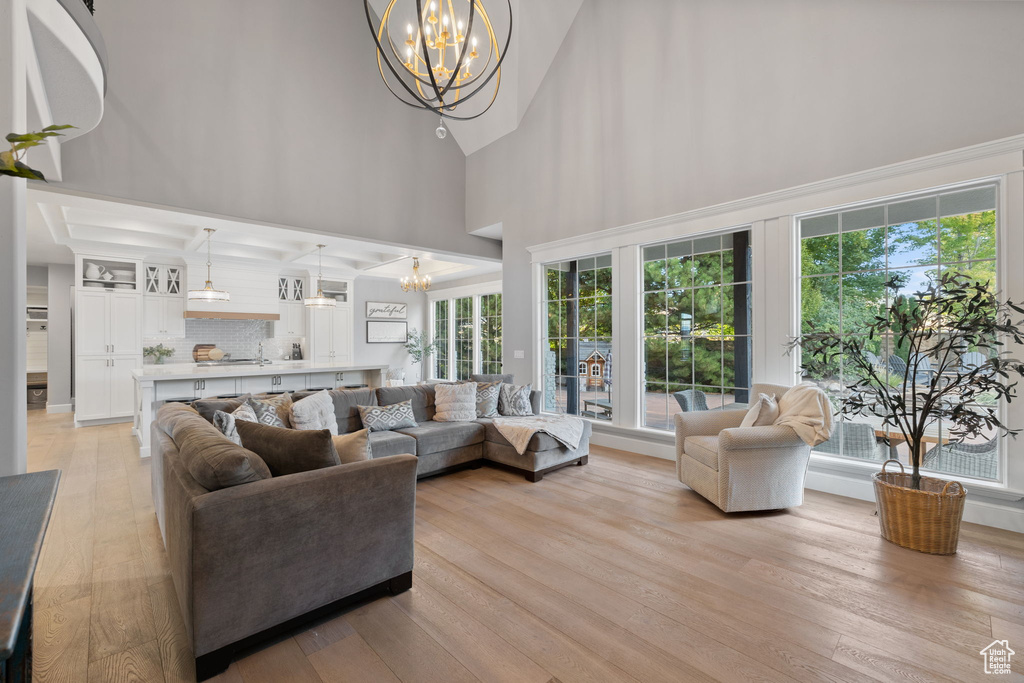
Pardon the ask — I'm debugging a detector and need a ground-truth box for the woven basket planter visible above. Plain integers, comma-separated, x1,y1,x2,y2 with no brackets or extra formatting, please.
873,460,967,555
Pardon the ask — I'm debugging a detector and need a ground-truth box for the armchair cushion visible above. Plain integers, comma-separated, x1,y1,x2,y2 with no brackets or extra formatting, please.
675,410,745,441
684,436,720,470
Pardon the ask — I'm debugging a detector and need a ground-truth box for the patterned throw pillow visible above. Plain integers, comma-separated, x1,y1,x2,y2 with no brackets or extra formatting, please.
246,396,287,428
476,381,501,418
498,383,533,417
291,390,338,435
258,392,294,428
212,403,259,445
434,382,478,422
358,400,417,432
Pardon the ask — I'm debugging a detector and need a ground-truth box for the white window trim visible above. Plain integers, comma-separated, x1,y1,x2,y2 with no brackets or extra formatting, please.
427,281,502,381
526,134,1024,529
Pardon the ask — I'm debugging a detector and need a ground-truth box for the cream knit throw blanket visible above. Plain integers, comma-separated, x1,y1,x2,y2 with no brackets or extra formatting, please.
775,382,835,447
492,415,585,455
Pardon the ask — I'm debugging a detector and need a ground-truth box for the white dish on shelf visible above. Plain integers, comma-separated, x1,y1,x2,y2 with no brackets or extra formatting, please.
110,269,135,281
113,283,134,289
84,281,104,288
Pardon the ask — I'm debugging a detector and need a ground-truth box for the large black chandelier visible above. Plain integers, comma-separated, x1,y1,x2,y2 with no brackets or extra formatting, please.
365,0,513,139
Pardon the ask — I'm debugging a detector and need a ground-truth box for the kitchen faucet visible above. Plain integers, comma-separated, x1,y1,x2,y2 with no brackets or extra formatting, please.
258,341,265,367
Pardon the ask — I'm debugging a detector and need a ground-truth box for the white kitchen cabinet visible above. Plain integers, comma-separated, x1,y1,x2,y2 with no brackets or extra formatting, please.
77,291,142,355
111,356,142,417
307,371,345,389
237,376,275,395
144,264,184,295
74,357,112,421
75,355,141,421
144,297,185,337
309,305,352,365
278,276,305,302
75,285,142,424
238,373,305,394
197,377,238,399
278,303,306,337
77,254,143,293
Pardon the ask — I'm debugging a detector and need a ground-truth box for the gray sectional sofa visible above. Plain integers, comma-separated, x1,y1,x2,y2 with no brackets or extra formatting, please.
151,375,590,680
151,402,417,681
290,380,591,482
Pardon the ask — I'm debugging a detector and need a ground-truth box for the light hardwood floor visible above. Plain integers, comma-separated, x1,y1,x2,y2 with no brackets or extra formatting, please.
25,410,1024,682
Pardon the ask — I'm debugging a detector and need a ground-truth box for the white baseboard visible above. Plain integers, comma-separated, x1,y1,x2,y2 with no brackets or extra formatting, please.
594,428,1024,533
46,403,72,414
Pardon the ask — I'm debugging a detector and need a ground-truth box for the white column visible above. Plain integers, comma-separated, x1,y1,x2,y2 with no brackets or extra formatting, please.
611,245,639,429
0,0,28,477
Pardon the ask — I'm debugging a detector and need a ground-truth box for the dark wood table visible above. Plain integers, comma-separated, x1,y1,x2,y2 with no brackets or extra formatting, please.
0,470,60,683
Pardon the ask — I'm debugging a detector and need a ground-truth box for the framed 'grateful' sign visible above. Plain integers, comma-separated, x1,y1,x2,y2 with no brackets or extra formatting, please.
366,301,408,319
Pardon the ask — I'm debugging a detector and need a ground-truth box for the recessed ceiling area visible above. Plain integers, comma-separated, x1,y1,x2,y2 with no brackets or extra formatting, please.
26,187,502,283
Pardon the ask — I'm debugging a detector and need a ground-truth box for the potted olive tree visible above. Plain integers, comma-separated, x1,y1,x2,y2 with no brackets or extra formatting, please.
792,272,1024,554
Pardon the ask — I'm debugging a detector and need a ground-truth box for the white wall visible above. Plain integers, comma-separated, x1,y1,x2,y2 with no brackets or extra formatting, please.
46,264,72,411
353,277,427,382
51,0,499,261
465,0,1024,382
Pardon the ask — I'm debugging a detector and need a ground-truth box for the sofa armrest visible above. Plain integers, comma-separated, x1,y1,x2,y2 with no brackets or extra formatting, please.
719,425,806,452
188,454,417,656
530,389,542,415
675,410,745,441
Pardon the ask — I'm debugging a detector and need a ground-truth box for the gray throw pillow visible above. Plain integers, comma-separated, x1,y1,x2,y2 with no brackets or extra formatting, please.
191,394,252,424
498,383,533,416
246,396,287,428
212,404,259,445
358,400,417,432
476,380,501,418
177,422,271,490
235,420,340,476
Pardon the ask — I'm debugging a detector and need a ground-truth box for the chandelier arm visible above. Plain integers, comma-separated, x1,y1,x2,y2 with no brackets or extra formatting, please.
436,0,511,115
365,1,439,112
414,0,447,108
435,0,476,101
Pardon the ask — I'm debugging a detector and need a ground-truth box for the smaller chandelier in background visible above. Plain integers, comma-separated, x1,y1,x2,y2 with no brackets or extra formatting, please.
365,0,513,138
401,257,432,293
187,228,230,302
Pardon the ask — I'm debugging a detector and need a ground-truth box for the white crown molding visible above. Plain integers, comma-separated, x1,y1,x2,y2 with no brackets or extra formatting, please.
425,279,502,301
528,133,1024,262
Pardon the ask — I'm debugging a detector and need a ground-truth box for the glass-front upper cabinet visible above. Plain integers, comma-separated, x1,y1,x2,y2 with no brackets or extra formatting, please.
278,276,305,302
144,264,184,296
76,254,143,293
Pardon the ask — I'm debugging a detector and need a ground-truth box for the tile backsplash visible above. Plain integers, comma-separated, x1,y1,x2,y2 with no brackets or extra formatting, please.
143,319,304,364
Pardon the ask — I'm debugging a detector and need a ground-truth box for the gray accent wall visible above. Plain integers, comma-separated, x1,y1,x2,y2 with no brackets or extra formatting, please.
46,264,73,411
464,0,1024,381
353,277,427,383
52,0,499,261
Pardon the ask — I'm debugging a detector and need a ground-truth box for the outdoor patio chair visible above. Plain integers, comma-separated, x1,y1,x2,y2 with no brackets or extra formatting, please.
813,421,886,460
924,438,999,480
673,389,708,412
886,355,907,376
960,351,987,371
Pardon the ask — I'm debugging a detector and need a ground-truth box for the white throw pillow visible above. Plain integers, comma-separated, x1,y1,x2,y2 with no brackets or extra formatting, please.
740,393,779,428
498,383,534,417
434,383,478,422
291,390,338,435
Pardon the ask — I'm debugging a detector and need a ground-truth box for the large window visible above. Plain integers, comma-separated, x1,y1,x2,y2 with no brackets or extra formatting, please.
433,300,450,379
454,296,474,380
480,293,502,375
799,184,999,479
642,232,752,430
543,255,613,417
430,290,502,380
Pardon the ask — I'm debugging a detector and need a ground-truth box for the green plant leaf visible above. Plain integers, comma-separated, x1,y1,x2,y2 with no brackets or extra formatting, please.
5,133,43,143
12,140,41,151
41,124,75,132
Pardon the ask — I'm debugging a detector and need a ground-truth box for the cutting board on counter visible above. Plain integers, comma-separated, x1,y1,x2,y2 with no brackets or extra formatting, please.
193,344,220,361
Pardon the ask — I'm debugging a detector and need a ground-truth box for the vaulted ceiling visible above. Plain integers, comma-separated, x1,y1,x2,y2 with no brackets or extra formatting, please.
366,0,586,155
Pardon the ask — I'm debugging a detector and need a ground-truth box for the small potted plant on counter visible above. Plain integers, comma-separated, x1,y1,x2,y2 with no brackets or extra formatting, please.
144,344,175,365
792,272,1024,554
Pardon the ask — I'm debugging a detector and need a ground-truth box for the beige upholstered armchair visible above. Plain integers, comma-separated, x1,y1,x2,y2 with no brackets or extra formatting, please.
675,383,811,513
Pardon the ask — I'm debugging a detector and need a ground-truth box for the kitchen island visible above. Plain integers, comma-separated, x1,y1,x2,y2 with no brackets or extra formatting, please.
132,361,388,457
